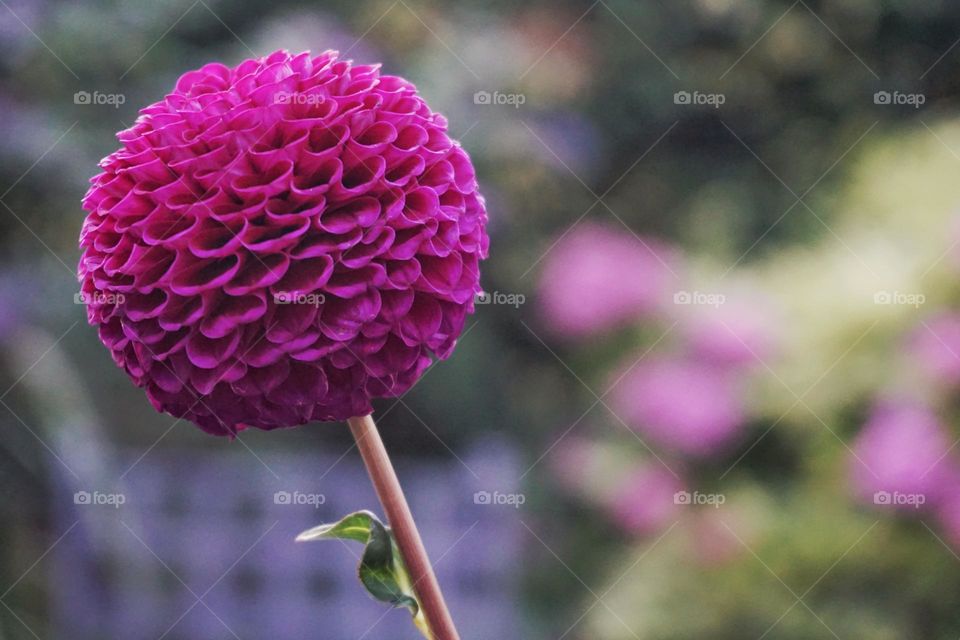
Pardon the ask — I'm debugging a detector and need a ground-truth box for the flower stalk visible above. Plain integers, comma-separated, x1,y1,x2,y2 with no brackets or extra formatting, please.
348,414,460,640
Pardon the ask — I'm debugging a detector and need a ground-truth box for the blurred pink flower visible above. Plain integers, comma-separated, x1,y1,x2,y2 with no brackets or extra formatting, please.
609,357,746,457
538,223,675,339
850,402,953,510
681,297,780,368
605,463,683,535
905,314,960,386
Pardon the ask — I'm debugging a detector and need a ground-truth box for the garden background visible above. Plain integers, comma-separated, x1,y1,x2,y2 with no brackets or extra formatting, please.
3,0,960,638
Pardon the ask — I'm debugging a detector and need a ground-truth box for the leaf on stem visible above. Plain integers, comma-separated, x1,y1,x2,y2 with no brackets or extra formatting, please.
297,510,432,638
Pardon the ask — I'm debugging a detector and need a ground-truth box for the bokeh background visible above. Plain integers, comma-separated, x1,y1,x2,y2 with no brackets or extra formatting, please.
4,0,960,638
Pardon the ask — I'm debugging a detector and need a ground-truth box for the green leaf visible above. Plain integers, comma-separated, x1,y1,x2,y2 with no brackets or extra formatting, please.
296,510,376,544
297,510,432,639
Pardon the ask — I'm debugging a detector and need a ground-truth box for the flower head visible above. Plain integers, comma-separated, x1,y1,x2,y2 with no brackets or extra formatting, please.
78,50,488,435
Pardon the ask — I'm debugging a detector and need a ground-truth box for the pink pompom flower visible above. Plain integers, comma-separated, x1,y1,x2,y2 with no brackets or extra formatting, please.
78,50,488,436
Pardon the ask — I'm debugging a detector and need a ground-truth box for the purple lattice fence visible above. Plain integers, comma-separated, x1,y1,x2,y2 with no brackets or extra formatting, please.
53,442,523,639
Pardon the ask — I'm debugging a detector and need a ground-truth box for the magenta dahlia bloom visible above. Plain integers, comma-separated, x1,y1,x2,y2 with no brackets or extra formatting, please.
78,50,488,435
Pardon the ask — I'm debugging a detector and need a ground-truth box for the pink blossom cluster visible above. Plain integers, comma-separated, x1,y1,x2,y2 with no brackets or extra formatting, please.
538,223,778,549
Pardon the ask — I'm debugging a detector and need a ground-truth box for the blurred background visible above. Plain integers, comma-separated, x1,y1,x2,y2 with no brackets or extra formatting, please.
4,0,960,638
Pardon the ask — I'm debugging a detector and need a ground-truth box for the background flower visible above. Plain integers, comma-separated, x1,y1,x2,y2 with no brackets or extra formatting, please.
678,293,780,369
603,463,682,535
849,402,953,510
609,356,746,458
537,222,675,339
